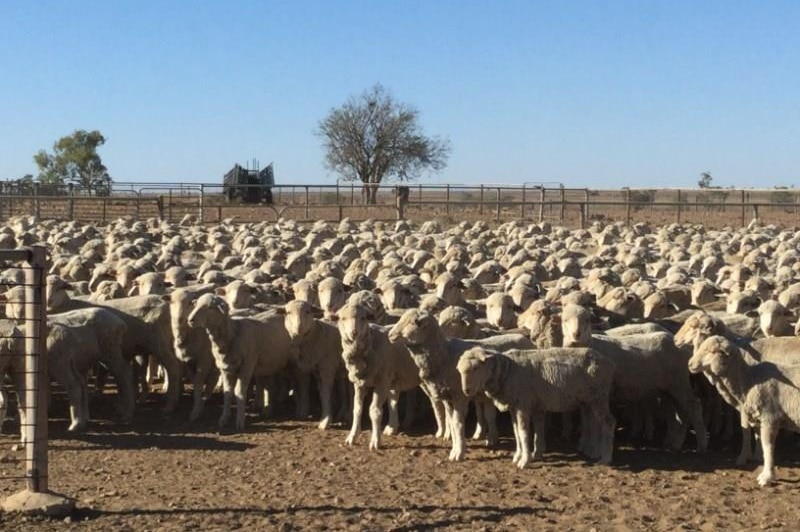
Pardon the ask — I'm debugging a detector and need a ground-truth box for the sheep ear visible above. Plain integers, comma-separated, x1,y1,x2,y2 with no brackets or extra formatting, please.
373,287,383,295
215,287,226,296
513,304,523,312
164,281,173,288
329,313,339,322
161,294,172,302
744,310,759,318
272,306,286,315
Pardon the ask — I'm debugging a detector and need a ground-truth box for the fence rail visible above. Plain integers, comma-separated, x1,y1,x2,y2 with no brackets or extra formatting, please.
2,181,800,227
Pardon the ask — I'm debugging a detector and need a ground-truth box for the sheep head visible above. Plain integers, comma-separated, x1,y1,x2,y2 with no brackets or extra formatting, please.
757,300,793,338
674,311,723,352
336,303,370,346
438,306,479,339
46,275,72,312
388,309,437,346
486,292,516,330
187,293,230,330
457,347,492,398
688,335,733,376
318,277,347,319
561,304,591,348
284,300,322,340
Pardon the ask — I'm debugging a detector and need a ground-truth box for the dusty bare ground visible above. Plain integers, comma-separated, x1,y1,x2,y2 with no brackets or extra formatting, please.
2,390,800,531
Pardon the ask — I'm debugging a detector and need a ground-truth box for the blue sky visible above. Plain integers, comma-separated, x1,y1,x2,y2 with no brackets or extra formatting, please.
1,1,798,188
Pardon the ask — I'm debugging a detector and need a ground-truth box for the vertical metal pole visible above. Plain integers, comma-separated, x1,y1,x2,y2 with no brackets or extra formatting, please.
102,197,107,224
677,189,682,223
480,185,484,215
199,184,205,222
538,187,546,222
579,203,586,229
446,184,450,215
520,184,526,218
336,182,340,205
305,186,310,219
741,189,746,227
560,186,566,221
496,188,501,221
25,246,48,492
135,192,141,219
33,183,40,219
584,189,590,221
625,189,632,226
68,183,75,221
351,184,355,205
168,189,173,221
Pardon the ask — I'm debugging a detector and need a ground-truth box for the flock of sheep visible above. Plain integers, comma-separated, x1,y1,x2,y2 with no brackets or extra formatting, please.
1,213,800,488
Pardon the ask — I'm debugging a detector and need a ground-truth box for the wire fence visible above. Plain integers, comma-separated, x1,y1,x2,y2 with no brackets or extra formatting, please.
2,181,800,227
0,247,49,501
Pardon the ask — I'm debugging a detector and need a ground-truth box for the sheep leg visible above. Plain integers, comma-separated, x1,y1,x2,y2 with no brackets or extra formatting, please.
421,384,446,438
480,401,499,447
668,387,708,453
234,375,250,431
161,355,182,415
531,410,546,460
449,399,468,462
317,370,333,430
218,372,236,428
511,410,522,465
736,424,753,466
561,410,574,440
369,388,389,451
345,383,365,445
472,400,486,441
400,388,417,430
294,368,310,419
757,420,779,487
590,402,616,465
189,360,214,422
384,389,400,435
101,347,135,424
515,409,532,469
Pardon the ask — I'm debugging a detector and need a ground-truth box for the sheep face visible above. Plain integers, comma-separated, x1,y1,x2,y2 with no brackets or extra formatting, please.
388,309,435,346
688,335,732,376
187,294,230,331
726,290,760,315
434,273,464,307
292,280,319,307
318,277,347,319
486,293,516,330
284,300,317,340
758,300,793,337
46,275,72,311
336,303,370,346
456,347,491,398
643,292,670,320
561,304,591,348
674,311,721,352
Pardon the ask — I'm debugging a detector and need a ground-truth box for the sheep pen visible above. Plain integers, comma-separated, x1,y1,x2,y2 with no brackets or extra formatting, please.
1,214,800,530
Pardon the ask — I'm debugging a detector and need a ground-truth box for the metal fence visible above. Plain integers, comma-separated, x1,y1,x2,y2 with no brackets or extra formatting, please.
2,181,800,227
0,247,50,501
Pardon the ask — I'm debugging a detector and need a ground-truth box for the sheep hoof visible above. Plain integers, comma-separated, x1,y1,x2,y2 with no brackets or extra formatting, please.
757,470,774,487
516,458,528,469
383,425,397,436
434,429,445,439
318,418,331,431
369,439,380,451
345,434,356,446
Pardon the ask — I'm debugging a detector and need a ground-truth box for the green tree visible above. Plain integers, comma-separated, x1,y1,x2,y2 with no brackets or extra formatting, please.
698,172,713,188
34,130,112,193
317,84,450,204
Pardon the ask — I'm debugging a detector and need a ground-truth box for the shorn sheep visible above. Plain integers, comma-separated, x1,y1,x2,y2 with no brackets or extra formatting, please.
387,308,534,461
457,346,616,468
689,335,800,486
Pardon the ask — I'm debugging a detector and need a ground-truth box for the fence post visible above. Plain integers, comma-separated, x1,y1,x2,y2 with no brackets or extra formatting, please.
495,188,501,221
199,184,205,222
102,197,107,224
68,183,74,221
26,246,47,492
304,186,310,219
33,183,40,219
676,189,682,223
625,188,632,226
168,189,173,221
520,184,526,219
351,184,355,205
579,202,586,229
446,184,450,215
338,205,343,222
479,185,484,215
135,192,141,219
336,182,340,205
538,187,546,222
740,189,746,227
584,189,590,221
752,203,759,222
560,186,566,222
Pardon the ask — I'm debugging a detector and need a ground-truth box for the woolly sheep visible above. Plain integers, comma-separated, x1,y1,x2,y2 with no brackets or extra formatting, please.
457,346,616,468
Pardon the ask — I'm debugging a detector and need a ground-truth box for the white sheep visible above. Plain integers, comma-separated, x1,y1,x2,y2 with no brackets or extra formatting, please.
388,309,534,460
187,293,294,430
689,336,800,486
457,346,616,468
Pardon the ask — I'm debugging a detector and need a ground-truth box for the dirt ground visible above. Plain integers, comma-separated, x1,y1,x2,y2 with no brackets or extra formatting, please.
2,391,800,532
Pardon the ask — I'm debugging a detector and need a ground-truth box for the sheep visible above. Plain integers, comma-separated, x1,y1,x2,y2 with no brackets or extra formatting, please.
335,302,433,450
457,346,616,468
47,308,135,431
317,277,348,319
283,300,343,430
688,335,800,486
47,275,181,413
0,319,26,442
563,309,708,453
519,300,563,349
757,300,794,338
438,305,485,339
167,283,221,421
485,292,517,330
387,309,534,461
187,293,294,430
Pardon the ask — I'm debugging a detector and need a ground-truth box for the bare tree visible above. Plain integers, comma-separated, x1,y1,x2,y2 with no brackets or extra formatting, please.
317,84,450,204
698,172,713,188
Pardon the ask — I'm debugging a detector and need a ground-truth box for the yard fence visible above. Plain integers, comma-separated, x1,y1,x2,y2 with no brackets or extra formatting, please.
1,181,799,228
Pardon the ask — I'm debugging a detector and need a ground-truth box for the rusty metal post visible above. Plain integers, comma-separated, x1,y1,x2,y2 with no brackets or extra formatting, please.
199,184,205,222
446,184,450,215
479,185,484,215
584,189,590,220
304,186,310,219
496,188,501,221
560,186,566,221
520,184,526,218
740,189,746,227
677,189,682,223
68,183,74,220
579,202,586,229
33,183,40,219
